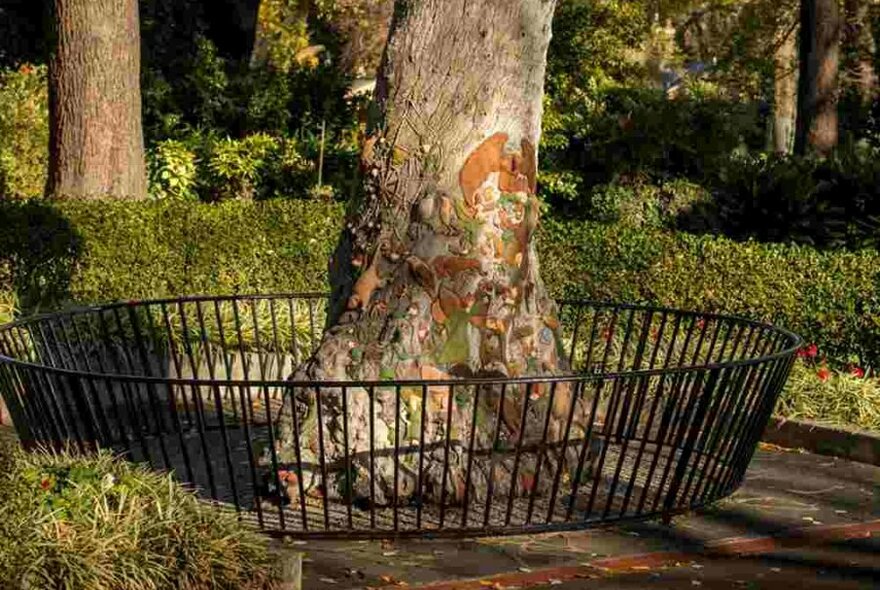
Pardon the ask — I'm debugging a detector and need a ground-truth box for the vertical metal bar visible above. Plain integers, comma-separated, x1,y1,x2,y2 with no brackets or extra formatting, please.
194,301,243,514
287,382,308,531
287,298,301,366
368,385,376,529
315,385,330,530
662,369,719,515
178,302,217,499
212,300,238,420
505,383,533,526
393,384,401,533
581,307,603,373
461,383,482,528
603,374,652,518
565,377,604,521
545,380,582,523
438,384,455,529
160,302,193,426
651,369,706,512
416,383,428,529
619,373,668,516
127,305,171,468
231,299,263,528
97,312,151,462
567,305,585,367
583,377,629,521
483,383,507,528
66,313,113,445
342,386,353,529
526,381,557,524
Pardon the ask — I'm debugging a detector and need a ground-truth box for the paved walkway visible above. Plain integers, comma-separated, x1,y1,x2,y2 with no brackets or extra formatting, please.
279,444,879,589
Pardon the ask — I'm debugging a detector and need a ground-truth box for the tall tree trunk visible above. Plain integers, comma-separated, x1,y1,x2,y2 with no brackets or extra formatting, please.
773,24,799,154
795,0,840,155
47,0,147,199
843,0,877,105
273,0,592,509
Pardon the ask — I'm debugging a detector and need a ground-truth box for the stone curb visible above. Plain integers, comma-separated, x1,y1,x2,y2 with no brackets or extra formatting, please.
761,416,880,466
386,520,880,590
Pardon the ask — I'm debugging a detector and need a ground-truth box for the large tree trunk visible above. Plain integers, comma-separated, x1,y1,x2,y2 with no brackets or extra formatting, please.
774,23,799,154
47,0,147,200
795,0,841,155
273,0,591,509
843,0,877,105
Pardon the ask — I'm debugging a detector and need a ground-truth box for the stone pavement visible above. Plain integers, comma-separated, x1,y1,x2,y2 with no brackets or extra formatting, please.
279,444,879,589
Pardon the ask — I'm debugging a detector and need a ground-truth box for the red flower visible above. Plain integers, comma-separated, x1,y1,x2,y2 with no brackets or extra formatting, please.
850,366,865,379
696,318,707,330
816,367,831,382
797,344,819,359
40,477,51,490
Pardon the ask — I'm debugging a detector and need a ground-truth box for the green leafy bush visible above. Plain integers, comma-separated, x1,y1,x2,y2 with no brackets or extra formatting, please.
147,139,200,201
683,145,880,250
0,64,48,199
0,441,277,589
0,199,341,313
2,199,880,372
539,217,880,368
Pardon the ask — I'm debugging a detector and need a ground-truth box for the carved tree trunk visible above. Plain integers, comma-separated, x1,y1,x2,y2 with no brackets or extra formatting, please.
773,25,798,154
273,0,590,508
795,0,840,155
47,0,147,200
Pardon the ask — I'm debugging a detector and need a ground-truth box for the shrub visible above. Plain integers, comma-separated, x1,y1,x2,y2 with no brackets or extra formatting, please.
0,441,277,589
539,218,880,368
2,199,879,372
682,145,880,250
0,64,48,199
0,199,341,313
147,139,200,201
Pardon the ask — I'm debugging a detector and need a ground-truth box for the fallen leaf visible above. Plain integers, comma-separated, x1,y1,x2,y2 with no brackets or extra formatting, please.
518,567,532,573
383,551,399,557
691,581,702,586
549,580,562,586
770,568,781,573
319,578,338,584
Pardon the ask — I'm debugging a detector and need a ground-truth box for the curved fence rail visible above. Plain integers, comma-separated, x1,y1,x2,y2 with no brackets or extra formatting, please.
0,294,800,538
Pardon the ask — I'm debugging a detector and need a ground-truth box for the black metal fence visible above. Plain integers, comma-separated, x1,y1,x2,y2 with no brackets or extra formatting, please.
0,294,800,538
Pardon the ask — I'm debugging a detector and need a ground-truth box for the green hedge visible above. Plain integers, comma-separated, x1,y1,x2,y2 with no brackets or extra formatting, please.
0,199,340,318
2,199,878,365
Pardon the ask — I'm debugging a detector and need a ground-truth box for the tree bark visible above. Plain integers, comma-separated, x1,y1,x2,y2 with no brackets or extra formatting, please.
795,0,840,155
773,24,799,154
843,0,877,105
273,0,592,509
47,0,147,200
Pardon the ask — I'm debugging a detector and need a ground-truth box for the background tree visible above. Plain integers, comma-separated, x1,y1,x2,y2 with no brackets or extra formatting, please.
795,0,841,155
47,0,147,199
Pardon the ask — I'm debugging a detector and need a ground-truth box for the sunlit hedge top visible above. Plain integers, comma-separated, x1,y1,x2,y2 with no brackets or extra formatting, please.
0,199,878,366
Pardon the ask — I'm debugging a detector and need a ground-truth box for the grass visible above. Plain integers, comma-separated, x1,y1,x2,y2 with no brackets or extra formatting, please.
0,440,279,590
776,359,880,433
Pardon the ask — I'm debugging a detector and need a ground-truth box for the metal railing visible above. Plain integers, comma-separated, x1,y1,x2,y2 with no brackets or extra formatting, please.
0,294,800,538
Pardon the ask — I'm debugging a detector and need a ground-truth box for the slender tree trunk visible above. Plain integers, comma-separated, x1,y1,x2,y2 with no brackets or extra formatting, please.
273,0,593,508
47,0,147,199
843,0,877,104
795,0,840,155
774,24,799,154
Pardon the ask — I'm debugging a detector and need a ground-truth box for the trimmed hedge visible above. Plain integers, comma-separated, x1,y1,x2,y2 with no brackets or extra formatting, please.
2,199,878,366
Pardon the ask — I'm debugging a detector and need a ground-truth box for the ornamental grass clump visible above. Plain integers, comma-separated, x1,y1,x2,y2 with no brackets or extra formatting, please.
776,353,880,433
0,441,278,590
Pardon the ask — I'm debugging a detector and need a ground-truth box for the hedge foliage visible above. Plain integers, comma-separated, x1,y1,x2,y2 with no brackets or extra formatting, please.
2,199,879,366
